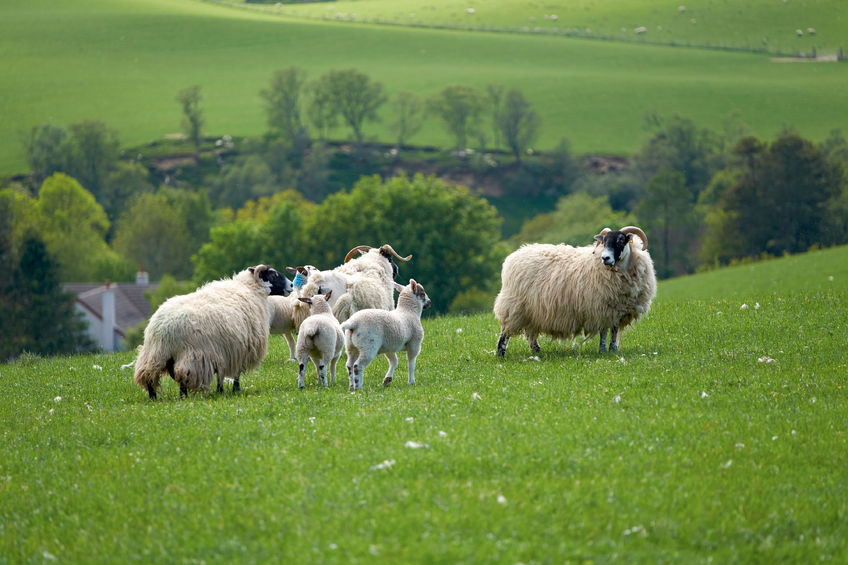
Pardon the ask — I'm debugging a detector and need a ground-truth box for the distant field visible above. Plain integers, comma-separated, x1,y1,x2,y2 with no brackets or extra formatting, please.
1,247,846,562
0,0,846,176
231,0,847,54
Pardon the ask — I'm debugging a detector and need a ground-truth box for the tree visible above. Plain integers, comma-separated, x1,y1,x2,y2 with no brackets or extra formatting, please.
37,173,116,281
486,84,505,150
635,168,698,277
111,192,194,279
102,160,155,221
498,88,541,163
390,91,425,153
306,74,338,141
192,220,271,283
303,174,505,315
318,69,387,146
5,235,94,360
206,155,277,210
176,85,205,157
261,67,308,140
21,124,68,185
63,120,121,200
428,85,485,152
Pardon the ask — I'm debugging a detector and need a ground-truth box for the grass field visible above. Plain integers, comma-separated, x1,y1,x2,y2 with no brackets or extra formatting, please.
2,246,847,562
1,0,846,176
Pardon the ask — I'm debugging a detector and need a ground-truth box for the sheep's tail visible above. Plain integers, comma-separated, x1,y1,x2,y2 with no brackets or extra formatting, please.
134,344,170,397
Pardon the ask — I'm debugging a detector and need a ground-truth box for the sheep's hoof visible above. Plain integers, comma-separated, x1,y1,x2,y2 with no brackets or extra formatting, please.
233,378,241,393
179,384,188,398
382,377,393,387
216,383,224,393
146,384,157,400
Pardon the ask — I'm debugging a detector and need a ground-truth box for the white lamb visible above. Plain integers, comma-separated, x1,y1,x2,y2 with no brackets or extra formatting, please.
134,265,293,399
341,279,431,390
268,265,319,360
294,291,344,389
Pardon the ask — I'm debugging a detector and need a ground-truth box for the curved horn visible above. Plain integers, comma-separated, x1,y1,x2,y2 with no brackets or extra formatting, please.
380,244,412,262
344,245,372,263
593,227,611,243
251,264,269,283
620,226,648,250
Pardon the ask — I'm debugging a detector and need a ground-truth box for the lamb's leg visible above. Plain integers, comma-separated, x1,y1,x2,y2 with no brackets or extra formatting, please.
297,358,308,389
610,324,620,352
329,355,339,386
284,332,297,361
317,358,328,387
407,352,417,386
345,345,358,390
382,352,398,387
352,351,376,391
496,333,510,358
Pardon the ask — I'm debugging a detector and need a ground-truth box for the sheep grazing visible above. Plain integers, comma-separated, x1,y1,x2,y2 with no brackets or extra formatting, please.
134,265,293,399
268,266,319,360
493,226,656,358
299,244,412,323
341,279,431,390
294,291,344,389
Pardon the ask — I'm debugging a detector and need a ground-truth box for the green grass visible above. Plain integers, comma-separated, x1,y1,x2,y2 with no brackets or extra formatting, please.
1,0,847,176
2,246,847,562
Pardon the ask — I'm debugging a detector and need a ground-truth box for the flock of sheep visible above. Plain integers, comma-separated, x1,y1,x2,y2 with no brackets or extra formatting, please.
134,226,657,399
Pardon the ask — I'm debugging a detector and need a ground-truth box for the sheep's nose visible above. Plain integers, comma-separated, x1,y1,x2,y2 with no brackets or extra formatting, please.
602,254,615,266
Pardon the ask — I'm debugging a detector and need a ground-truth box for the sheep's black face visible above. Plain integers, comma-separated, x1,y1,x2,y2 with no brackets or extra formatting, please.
598,231,632,268
262,268,293,296
380,249,399,279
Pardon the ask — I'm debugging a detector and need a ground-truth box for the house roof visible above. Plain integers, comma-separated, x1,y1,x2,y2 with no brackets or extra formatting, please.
64,282,159,337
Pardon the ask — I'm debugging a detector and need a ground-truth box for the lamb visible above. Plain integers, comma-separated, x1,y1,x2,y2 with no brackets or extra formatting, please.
299,244,412,323
341,279,431,390
268,266,319,360
134,265,293,399
294,291,344,388
493,226,656,358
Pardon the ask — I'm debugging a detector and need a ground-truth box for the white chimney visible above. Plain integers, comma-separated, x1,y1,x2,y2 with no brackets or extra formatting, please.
102,281,115,352
136,267,149,285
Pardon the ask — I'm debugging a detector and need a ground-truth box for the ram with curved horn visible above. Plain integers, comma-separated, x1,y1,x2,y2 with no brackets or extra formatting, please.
494,226,656,358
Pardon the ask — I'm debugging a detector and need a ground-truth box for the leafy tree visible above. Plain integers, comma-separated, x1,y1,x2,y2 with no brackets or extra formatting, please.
37,173,115,281
21,124,68,185
498,88,541,163
176,85,205,157
510,192,633,248
206,154,277,209
486,84,505,150
5,235,94,360
390,91,425,153
102,160,155,221
304,174,505,315
318,69,387,146
635,168,698,277
111,192,194,279
306,74,338,141
192,220,270,283
428,85,485,152
261,67,308,141
63,120,121,200
298,142,332,201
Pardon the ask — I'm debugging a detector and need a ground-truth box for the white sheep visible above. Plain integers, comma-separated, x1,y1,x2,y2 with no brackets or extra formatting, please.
341,279,431,390
493,226,656,358
134,265,293,399
299,244,412,323
268,265,319,360
294,291,344,388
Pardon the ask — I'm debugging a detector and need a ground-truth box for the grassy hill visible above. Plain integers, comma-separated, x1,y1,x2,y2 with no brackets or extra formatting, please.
1,246,846,562
1,0,846,176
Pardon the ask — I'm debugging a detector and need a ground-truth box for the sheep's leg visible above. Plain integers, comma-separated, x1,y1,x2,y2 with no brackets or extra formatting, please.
179,383,188,398
526,332,541,354
317,358,328,387
599,329,608,352
352,351,376,391
345,345,358,390
146,383,157,400
297,357,308,389
233,375,241,393
496,333,510,358
610,324,620,352
216,372,224,393
382,352,398,386
329,356,339,386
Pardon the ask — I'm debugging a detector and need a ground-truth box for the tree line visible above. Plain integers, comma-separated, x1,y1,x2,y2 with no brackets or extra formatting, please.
2,67,847,360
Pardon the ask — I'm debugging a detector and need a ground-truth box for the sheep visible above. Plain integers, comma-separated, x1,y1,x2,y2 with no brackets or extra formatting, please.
268,265,319,360
493,226,656,358
299,244,412,323
294,291,344,389
134,265,293,399
341,279,431,390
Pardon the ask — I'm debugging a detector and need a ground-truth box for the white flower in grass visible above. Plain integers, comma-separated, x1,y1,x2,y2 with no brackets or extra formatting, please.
735,443,745,449
758,356,775,363
497,494,507,505
755,302,760,310
772,435,779,441
329,543,338,550
472,392,482,401
405,417,414,423
456,328,463,334
438,430,448,438
405,441,429,449
700,391,709,399
370,459,395,471
740,303,748,310
527,356,540,362
92,364,103,371
613,395,621,403
721,459,733,469
53,396,62,403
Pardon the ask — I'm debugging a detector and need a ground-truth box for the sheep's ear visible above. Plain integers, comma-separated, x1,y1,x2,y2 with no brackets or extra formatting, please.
248,267,256,274
285,266,297,274
323,290,332,301
392,282,404,293
409,279,418,291
298,297,312,305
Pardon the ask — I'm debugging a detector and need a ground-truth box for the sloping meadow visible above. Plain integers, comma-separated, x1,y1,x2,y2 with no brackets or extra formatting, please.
1,246,846,562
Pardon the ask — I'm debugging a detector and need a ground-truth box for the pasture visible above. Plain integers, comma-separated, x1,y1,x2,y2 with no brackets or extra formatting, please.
1,246,846,562
1,0,847,176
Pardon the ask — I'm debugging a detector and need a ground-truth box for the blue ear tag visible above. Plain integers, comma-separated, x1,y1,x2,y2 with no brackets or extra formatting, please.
293,272,306,288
